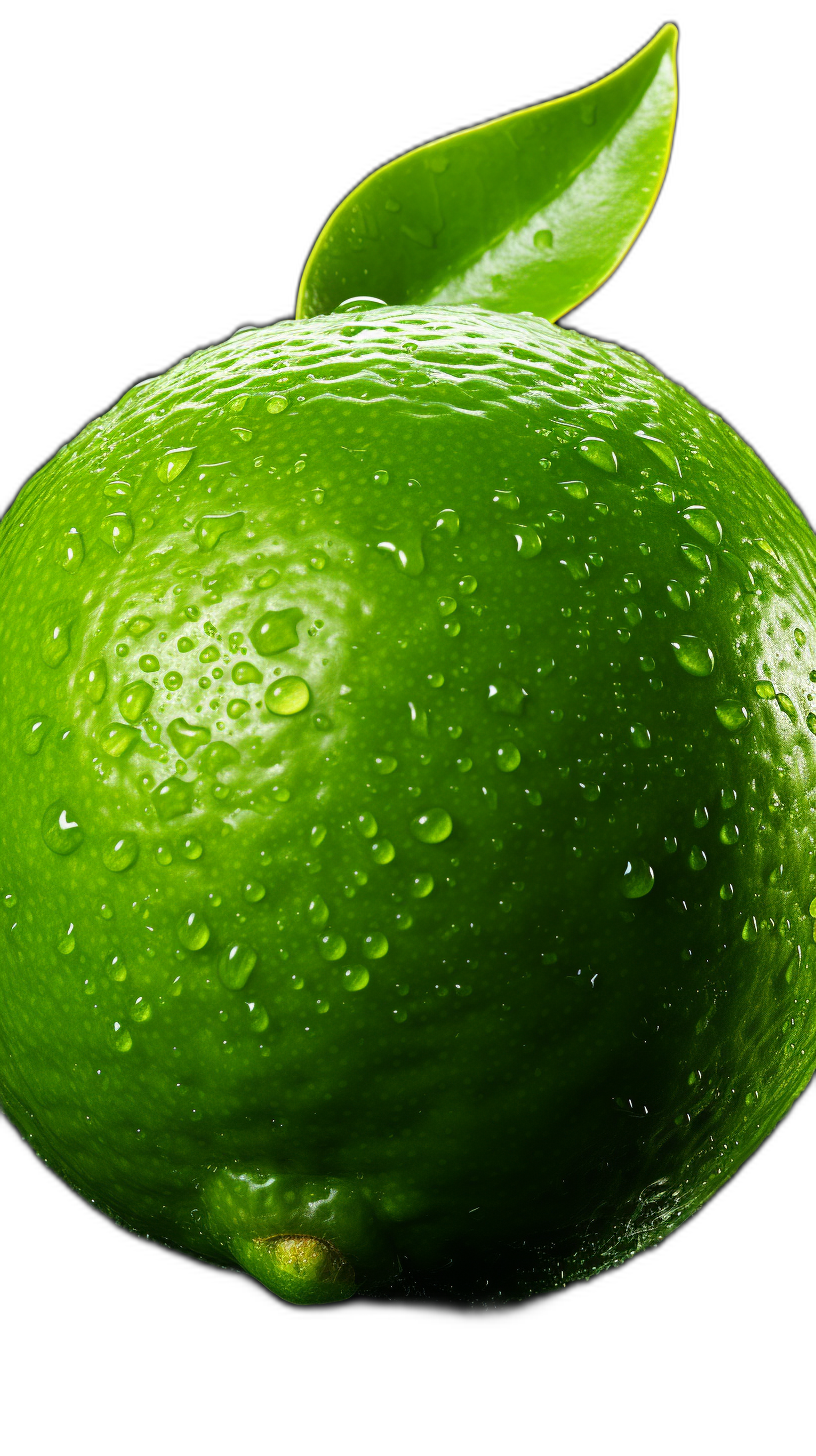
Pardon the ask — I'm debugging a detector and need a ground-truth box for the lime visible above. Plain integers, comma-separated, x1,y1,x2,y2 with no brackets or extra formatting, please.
1,303,814,1304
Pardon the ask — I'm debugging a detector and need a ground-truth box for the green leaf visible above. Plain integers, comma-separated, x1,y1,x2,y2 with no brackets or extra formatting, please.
296,24,678,323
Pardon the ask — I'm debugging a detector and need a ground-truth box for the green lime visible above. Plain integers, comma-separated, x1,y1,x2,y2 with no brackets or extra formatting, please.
1,304,814,1304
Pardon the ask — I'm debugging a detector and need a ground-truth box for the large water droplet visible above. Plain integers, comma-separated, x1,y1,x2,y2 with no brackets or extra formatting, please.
102,833,139,872
119,681,154,723
488,676,526,715
152,776,194,820
195,512,245,551
343,966,370,991
638,434,680,474
168,718,211,757
363,932,388,959
335,296,387,313
580,438,616,473
630,722,650,749
100,723,141,758
716,701,749,731
41,615,72,668
515,526,542,559
682,506,722,546
266,394,289,413
265,676,310,716
100,512,134,554
22,716,52,756
156,448,194,484
377,532,425,576
178,910,210,950
371,839,395,864
250,608,303,656
85,660,108,702
435,508,460,539
309,896,329,928
720,551,755,593
671,636,714,677
41,802,83,855
496,742,521,773
319,933,346,961
410,873,434,898
356,812,378,839
218,942,258,990
680,543,710,574
56,526,85,572
666,580,690,612
621,857,654,898
410,808,452,844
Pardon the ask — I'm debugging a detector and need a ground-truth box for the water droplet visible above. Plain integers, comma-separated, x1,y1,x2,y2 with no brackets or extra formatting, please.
320,933,346,961
457,756,473,773
84,660,108,703
716,701,749,731
496,742,521,773
363,932,388,959
435,508,459,539
100,512,134,554
410,807,452,844
102,833,139,872
56,526,84,572
250,607,303,656
580,438,616,473
343,966,369,991
493,490,520,511
218,942,258,990
100,723,140,758
242,879,266,903
680,543,711,574
742,915,758,942
621,857,654,898
119,680,154,723
168,718,211,758
689,845,707,872
720,823,740,845
195,512,244,551
112,1025,133,1053
459,575,477,595
410,873,434,898
671,636,714,677
22,716,52,756
682,506,722,546
139,654,160,674
265,676,310,716
266,394,289,414
41,802,83,856
720,551,755,592
624,603,642,627
776,692,797,722
720,883,734,900
152,776,194,820
256,568,280,590
564,481,589,501
57,925,75,955
232,426,252,443
156,448,194,484
377,532,425,576
41,615,72,668
181,836,203,861
638,434,680,473
630,722,650,749
375,755,397,775
807,712,816,735
754,680,776,700
131,997,152,1023
309,896,329,928
515,526,542,559
371,839,395,864
336,296,386,313
533,228,553,251
437,596,457,616
666,580,690,611
155,843,173,865
488,676,525,715
103,480,133,504
178,911,210,950
354,812,377,839
230,663,262,688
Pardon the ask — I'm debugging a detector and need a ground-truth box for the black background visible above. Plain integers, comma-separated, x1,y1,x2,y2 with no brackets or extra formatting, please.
3,11,810,1391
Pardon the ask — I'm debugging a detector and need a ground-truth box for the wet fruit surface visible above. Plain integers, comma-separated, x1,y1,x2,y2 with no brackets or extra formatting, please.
1,303,815,1302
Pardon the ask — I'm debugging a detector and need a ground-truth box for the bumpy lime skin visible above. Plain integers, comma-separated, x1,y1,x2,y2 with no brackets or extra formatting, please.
1,305,815,1304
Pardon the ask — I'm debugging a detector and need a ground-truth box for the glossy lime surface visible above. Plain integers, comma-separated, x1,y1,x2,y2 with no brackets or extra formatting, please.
1,303,815,1303
297,26,677,323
